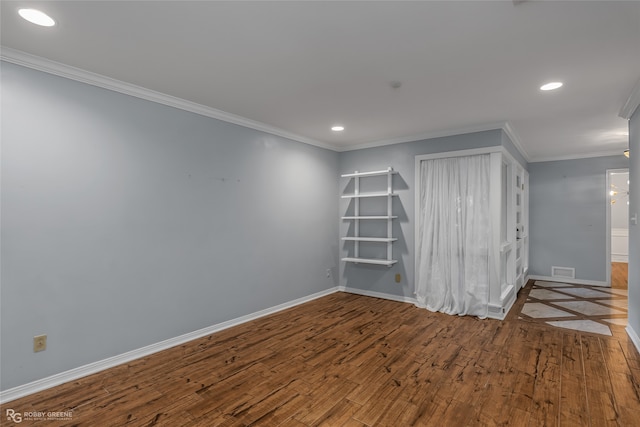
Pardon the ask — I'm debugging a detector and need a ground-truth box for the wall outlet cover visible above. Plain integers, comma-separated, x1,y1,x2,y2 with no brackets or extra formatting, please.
33,335,47,352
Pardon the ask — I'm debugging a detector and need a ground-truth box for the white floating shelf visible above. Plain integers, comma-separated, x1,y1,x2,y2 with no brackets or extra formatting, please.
341,192,398,199
341,216,398,220
341,167,397,267
342,257,398,266
341,169,398,178
342,237,398,242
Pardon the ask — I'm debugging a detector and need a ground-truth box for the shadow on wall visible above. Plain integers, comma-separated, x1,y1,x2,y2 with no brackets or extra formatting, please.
341,172,410,297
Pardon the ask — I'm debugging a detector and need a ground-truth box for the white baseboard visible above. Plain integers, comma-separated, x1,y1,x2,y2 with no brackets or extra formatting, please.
626,325,640,356
339,286,418,305
487,285,517,320
0,282,548,403
487,304,505,320
0,287,340,404
529,275,609,287
342,286,517,321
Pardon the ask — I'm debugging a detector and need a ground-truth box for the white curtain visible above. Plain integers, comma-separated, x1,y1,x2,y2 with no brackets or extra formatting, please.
416,154,491,318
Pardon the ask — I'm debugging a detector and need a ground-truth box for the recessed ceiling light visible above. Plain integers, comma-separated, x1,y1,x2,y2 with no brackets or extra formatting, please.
540,82,563,91
331,126,345,132
18,9,56,27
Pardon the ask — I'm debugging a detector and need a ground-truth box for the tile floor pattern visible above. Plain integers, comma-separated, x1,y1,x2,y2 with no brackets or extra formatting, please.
518,280,628,336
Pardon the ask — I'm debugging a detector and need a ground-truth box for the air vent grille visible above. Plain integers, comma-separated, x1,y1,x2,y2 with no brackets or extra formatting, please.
551,266,575,279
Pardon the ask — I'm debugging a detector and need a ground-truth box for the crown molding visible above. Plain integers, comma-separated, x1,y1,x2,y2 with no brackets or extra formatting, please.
338,121,532,164
5,47,620,162
502,121,531,163
337,121,509,152
619,76,640,119
0,49,526,158
0,47,337,152
528,149,627,163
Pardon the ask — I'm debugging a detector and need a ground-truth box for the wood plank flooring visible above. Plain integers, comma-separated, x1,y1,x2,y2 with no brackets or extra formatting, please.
2,283,639,426
611,262,628,289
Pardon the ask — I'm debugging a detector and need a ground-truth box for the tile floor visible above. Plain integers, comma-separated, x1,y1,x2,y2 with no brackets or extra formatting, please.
518,280,628,336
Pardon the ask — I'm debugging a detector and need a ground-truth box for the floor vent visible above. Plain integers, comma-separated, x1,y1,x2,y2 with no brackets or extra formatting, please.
551,266,575,279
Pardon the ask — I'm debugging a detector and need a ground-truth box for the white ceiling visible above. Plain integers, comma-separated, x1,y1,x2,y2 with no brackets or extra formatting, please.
1,1,639,161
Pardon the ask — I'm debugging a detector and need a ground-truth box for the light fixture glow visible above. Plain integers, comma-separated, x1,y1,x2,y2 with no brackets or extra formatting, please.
331,126,345,132
540,82,563,91
18,9,55,27
610,181,629,205
624,149,630,158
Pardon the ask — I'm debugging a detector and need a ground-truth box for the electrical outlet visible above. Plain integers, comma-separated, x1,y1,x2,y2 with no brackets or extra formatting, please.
33,334,47,352
326,269,331,278
395,273,401,283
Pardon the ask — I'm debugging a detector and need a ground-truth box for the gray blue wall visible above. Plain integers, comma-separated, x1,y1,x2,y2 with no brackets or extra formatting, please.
338,129,504,298
4,58,636,393
0,62,339,390
628,108,639,340
528,156,629,282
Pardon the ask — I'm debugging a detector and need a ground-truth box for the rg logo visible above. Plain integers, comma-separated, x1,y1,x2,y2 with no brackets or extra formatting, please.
6,409,22,423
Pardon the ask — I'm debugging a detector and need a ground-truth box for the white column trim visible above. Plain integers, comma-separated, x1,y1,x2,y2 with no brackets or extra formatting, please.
620,77,640,119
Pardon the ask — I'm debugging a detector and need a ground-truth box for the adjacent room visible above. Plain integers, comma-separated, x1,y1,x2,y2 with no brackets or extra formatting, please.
1,1,639,425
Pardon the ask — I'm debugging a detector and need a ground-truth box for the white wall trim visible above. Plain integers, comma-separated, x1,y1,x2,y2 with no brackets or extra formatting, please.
529,150,628,163
611,255,629,263
0,286,340,404
0,47,336,152
341,286,508,321
414,146,504,163
626,325,640,355
337,122,510,153
528,275,609,288
0,52,529,160
2,48,631,162
611,227,629,262
502,121,531,163
486,285,517,320
619,77,640,120
340,286,418,305
612,228,629,237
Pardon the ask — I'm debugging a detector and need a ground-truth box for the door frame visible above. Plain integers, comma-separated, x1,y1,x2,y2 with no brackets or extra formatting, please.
606,168,629,287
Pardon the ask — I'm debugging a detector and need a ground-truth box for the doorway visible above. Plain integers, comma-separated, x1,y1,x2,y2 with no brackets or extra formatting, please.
607,169,629,289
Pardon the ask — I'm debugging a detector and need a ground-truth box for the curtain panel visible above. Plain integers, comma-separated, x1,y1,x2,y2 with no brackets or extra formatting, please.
416,154,491,318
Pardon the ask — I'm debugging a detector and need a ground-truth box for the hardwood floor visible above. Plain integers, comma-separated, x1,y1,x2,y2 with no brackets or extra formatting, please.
2,285,639,426
611,262,628,289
